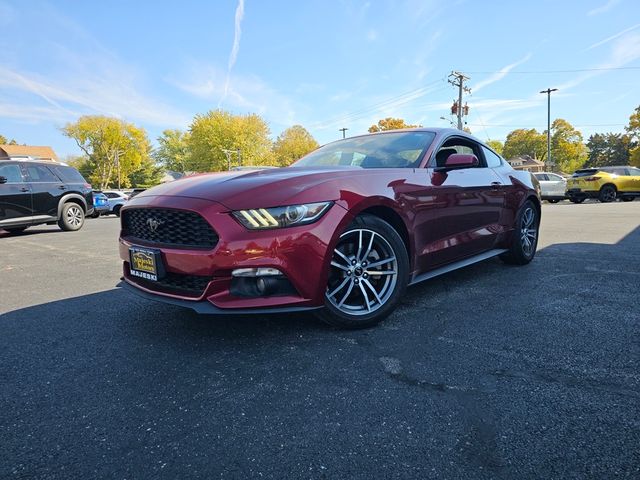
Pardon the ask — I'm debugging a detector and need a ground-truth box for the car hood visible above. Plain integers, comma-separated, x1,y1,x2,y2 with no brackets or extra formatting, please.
136,166,369,210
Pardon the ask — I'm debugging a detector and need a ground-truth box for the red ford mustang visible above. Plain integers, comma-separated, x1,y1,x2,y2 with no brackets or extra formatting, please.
119,128,540,328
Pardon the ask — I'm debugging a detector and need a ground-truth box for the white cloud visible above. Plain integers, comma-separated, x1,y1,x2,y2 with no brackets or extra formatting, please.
585,23,640,50
587,0,621,16
471,53,532,93
219,0,245,107
171,63,297,127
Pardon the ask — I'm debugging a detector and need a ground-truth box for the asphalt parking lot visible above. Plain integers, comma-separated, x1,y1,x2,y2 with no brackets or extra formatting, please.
1,202,639,479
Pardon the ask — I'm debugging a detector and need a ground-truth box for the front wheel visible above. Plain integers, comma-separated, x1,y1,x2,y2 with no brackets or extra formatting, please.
113,204,122,217
315,215,409,329
58,203,85,231
500,200,539,265
570,197,586,204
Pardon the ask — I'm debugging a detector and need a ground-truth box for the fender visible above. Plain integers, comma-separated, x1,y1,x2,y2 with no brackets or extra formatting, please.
57,194,88,218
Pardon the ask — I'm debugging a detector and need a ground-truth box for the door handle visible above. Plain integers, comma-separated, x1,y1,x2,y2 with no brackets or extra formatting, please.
20,187,30,192
58,185,67,190
491,182,502,190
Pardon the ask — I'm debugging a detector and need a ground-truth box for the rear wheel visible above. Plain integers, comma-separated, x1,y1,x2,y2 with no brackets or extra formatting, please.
113,204,122,217
598,185,616,203
500,200,539,265
547,199,559,204
58,203,85,231
315,215,409,329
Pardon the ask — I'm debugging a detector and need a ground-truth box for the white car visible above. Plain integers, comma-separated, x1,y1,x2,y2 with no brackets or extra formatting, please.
102,190,129,216
532,172,567,203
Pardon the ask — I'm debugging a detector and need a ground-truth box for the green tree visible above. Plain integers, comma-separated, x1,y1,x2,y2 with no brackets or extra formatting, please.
549,119,587,173
486,139,504,155
187,110,273,172
154,129,190,173
502,129,547,161
585,133,630,167
273,125,319,166
62,116,152,189
129,156,164,187
368,117,420,133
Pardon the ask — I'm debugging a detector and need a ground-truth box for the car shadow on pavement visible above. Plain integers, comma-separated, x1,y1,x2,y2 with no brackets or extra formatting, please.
1,226,638,479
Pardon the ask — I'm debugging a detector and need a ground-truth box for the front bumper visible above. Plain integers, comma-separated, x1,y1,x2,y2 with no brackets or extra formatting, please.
118,195,350,313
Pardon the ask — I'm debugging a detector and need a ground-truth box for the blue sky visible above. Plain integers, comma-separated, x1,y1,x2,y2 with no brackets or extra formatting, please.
1,0,639,159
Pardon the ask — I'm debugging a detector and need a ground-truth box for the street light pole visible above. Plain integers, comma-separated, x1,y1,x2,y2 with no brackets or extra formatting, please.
540,88,558,171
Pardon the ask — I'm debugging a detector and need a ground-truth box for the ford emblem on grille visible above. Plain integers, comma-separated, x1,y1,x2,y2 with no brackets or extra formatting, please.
146,218,165,233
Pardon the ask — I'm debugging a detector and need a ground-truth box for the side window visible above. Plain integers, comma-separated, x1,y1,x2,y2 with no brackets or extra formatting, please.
548,174,563,181
432,138,484,167
533,173,548,181
25,164,60,182
482,146,502,168
105,192,118,198
0,163,24,183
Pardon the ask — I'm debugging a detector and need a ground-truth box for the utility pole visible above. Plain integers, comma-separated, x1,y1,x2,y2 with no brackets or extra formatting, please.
448,71,471,130
540,88,558,172
339,127,348,139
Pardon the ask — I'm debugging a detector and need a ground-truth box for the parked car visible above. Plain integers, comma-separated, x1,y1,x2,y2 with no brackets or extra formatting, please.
102,190,129,216
0,158,93,234
532,172,567,203
566,166,640,203
127,188,146,199
91,191,110,217
119,129,540,328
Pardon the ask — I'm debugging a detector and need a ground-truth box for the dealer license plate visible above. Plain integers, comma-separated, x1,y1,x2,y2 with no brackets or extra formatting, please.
129,247,163,281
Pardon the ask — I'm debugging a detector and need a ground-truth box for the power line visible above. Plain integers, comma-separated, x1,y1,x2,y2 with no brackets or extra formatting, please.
465,123,626,127
465,66,640,74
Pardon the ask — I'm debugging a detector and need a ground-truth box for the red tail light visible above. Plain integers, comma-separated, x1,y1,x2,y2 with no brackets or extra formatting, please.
584,176,601,182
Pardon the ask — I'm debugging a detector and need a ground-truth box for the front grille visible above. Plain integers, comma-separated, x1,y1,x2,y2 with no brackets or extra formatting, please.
122,208,218,248
126,264,211,297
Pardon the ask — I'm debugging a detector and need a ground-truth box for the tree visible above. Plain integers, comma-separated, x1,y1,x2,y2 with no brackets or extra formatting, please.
549,119,587,173
626,105,640,167
272,125,319,166
368,117,420,133
153,129,190,173
585,133,630,167
62,116,152,189
486,139,504,155
502,129,547,161
187,110,274,172
0,134,17,145
625,105,640,140
129,156,164,187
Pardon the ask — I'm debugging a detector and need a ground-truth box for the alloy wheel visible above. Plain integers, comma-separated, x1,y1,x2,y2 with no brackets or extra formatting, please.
67,206,83,227
326,228,398,316
520,207,537,258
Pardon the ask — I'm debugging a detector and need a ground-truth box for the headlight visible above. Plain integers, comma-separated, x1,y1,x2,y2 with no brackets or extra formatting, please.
232,201,332,230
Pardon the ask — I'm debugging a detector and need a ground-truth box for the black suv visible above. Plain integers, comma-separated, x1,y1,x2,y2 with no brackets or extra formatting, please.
0,158,94,234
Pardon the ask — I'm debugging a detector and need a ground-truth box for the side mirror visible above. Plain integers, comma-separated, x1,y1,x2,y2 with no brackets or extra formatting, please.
0,176,7,184
436,153,479,172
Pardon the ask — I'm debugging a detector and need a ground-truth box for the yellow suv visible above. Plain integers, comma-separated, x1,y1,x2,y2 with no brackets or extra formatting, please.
566,166,640,203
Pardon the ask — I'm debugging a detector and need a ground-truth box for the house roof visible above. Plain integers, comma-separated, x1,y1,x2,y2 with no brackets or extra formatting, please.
0,145,59,161
507,156,545,167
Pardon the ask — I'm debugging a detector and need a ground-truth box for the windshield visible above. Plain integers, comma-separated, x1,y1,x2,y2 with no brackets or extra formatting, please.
293,131,436,168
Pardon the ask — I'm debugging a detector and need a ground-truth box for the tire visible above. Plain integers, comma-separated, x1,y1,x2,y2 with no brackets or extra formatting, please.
315,214,409,329
113,204,122,217
547,199,559,204
598,185,616,203
569,197,586,204
58,202,85,231
500,200,539,265
90,212,100,218
4,226,28,234
621,197,634,202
